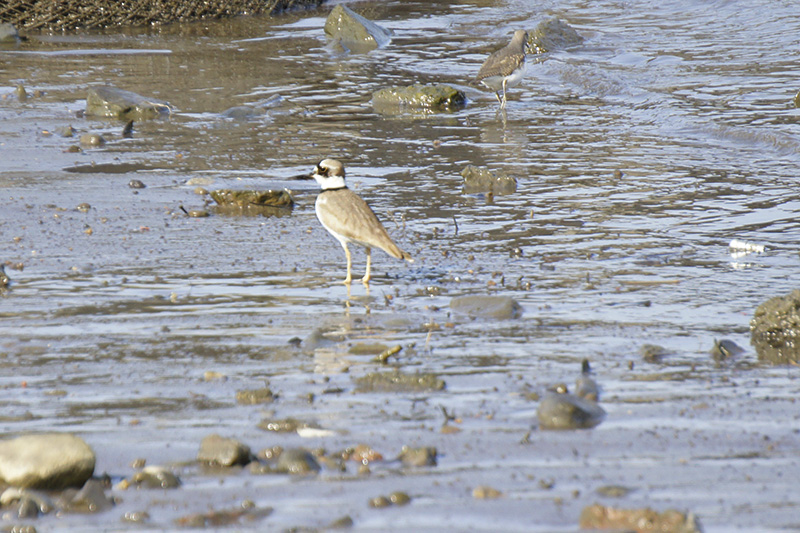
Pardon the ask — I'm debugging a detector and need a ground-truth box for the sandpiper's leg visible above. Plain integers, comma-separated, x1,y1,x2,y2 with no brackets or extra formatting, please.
500,79,508,109
494,91,503,105
342,243,353,285
362,247,372,285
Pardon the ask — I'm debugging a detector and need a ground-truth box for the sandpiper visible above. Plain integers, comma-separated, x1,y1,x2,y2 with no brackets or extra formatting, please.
476,29,529,109
303,159,412,285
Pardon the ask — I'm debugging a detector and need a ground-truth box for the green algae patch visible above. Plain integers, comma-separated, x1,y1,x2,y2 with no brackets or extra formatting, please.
372,84,466,112
354,371,445,393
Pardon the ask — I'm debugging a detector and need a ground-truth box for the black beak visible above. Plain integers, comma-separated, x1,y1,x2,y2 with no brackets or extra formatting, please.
290,172,314,180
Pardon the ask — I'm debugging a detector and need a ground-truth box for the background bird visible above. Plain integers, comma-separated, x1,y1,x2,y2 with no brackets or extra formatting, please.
305,159,412,285
476,29,530,109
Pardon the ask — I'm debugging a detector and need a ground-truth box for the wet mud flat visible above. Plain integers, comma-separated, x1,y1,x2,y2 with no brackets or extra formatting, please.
3,0,800,531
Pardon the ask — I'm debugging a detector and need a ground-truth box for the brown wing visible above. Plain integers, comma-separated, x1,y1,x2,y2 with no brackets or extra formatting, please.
317,189,409,260
477,51,525,81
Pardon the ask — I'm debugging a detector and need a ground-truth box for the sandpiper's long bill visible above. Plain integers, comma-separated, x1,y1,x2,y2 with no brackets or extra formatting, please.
302,159,412,285
476,29,530,109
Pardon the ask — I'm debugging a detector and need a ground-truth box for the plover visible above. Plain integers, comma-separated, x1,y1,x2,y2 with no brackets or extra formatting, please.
303,159,412,285
476,29,529,109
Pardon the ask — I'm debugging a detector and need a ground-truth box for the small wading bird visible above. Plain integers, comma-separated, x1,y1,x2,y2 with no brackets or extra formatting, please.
300,159,412,285
476,29,530,109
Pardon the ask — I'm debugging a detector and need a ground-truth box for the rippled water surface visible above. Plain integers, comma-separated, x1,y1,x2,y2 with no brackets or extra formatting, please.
2,0,800,531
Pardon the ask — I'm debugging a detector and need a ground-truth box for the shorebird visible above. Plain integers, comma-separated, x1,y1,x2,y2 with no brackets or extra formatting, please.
303,159,412,285
476,29,530,109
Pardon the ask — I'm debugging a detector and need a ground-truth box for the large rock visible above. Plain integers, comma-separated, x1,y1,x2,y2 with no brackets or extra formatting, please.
324,4,391,53
86,86,171,121
529,17,584,54
450,295,522,319
197,434,252,467
0,433,95,490
461,165,517,195
750,290,800,365
372,84,466,112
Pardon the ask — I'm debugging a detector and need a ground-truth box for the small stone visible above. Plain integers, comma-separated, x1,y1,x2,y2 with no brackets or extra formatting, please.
368,495,392,509
131,466,181,489
122,510,150,523
76,203,91,213
389,491,411,505
472,485,502,499
79,133,105,146
128,179,146,189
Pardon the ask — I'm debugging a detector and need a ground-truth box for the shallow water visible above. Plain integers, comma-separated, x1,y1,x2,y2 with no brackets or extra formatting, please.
1,0,800,531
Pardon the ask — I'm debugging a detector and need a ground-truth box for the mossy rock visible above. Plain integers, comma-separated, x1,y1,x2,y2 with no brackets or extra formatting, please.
324,4,390,52
372,84,466,112
750,289,800,365
86,86,171,121
529,17,583,54
354,371,445,393
209,189,294,216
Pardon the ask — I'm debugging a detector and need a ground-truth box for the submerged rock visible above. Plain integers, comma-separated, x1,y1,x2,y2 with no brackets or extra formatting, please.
537,385,606,430
461,165,517,195
372,84,466,112
0,433,95,490
85,86,171,121
750,290,800,365
324,4,391,52
354,371,446,393
221,95,281,120
197,435,252,467
209,189,294,216
579,504,703,533
130,466,181,489
640,343,670,363
529,17,584,54
450,295,522,319
57,479,113,513
0,487,55,517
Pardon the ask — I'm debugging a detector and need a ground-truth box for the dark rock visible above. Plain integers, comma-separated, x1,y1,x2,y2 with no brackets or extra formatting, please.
529,17,584,54
324,5,391,53
750,290,800,365
461,165,517,195
372,84,466,112
0,433,95,490
450,295,522,319
197,435,252,467
85,86,171,121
